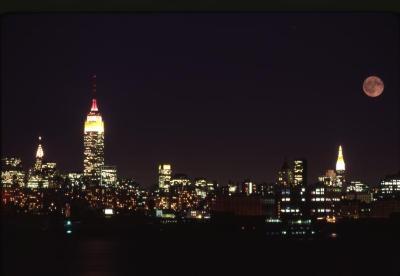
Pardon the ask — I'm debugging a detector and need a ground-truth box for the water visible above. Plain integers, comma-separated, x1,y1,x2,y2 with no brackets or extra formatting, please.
2,220,400,276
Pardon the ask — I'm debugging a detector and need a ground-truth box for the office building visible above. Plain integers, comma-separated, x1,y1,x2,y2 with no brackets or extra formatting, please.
194,178,207,199
42,162,58,188
242,179,256,195
276,158,294,187
335,145,346,187
170,173,191,187
309,182,341,220
83,76,105,186
100,165,118,187
346,180,369,193
377,171,400,199
276,185,307,221
318,169,336,186
68,172,83,188
27,136,48,188
158,164,172,191
1,157,25,187
293,159,307,186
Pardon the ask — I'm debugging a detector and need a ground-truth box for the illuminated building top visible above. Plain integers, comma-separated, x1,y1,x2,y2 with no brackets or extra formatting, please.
84,75,104,134
84,99,104,133
159,164,172,190
34,136,44,172
36,136,44,159
91,98,98,112
335,145,345,172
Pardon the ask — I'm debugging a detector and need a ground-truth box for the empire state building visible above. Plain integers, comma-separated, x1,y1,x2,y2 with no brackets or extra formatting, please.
83,75,105,185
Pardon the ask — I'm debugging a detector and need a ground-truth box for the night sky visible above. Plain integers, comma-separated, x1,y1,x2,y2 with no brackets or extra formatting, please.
2,13,399,188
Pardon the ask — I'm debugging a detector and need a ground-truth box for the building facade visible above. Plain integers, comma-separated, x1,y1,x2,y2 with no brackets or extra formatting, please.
377,172,400,199
242,179,256,195
100,165,118,187
309,182,341,220
1,157,25,187
294,159,307,186
158,164,172,191
276,159,294,187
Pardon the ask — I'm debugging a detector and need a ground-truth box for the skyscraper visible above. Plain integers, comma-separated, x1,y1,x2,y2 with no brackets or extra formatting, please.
100,165,118,187
335,145,346,186
293,159,307,186
336,145,345,172
275,158,307,221
34,136,44,171
158,164,172,191
194,178,207,199
83,75,105,186
276,158,294,187
28,136,47,188
42,162,58,188
241,179,256,195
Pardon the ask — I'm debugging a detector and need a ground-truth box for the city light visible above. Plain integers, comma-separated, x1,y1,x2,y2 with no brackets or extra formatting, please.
104,208,114,215
1,75,399,242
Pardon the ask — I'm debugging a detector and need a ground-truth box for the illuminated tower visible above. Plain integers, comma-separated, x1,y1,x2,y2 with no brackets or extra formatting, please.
34,136,44,172
83,75,105,186
293,159,307,186
276,158,294,187
158,164,172,191
335,145,346,186
336,145,345,172
28,136,46,189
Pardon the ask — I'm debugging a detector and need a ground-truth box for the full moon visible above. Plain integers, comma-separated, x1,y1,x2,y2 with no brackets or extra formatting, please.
363,76,384,97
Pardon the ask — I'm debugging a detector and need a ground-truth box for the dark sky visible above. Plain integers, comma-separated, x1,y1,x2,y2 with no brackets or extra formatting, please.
2,13,399,188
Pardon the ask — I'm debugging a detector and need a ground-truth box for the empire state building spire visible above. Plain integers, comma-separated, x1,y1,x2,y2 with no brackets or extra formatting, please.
336,145,345,172
83,74,105,186
90,74,99,112
91,98,99,112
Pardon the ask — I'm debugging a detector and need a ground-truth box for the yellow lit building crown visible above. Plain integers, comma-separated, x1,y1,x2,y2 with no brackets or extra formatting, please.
84,99,104,133
336,145,345,171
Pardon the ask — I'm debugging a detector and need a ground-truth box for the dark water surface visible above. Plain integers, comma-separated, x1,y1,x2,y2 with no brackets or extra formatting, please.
2,221,400,276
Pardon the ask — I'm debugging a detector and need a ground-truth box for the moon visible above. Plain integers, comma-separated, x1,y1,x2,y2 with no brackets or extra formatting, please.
363,76,384,97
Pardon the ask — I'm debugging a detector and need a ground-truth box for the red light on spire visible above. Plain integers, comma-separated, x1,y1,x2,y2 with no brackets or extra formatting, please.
89,74,99,112
91,99,99,112
92,74,97,95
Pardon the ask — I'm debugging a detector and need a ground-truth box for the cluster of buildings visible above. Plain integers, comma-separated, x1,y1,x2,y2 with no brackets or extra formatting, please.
152,164,216,221
213,146,399,216
1,76,146,215
2,77,400,226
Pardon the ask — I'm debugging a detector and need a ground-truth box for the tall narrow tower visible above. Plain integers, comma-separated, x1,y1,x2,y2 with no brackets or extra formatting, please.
158,164,172,191
335,145,345,172
83,75,105,186
277,158,294,187
34,136,44,172
335,145,346,186
27,136,46,188
293,158,307,186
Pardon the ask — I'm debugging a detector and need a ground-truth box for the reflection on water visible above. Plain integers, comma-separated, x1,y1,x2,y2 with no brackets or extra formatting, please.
75,240,117,276
2,228,400,276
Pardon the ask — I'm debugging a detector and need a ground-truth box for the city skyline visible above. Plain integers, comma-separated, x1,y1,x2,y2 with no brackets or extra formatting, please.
2,14,399,187
0,121,392,188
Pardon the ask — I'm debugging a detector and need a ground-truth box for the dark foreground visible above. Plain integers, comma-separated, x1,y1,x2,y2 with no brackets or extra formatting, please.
2,216,400,276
